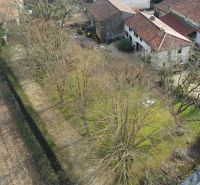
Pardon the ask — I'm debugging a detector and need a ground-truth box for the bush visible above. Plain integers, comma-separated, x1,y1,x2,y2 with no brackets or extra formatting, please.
116,39,133,52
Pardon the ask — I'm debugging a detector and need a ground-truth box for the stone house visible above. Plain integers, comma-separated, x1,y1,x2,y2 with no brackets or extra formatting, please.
88,0,135,41
125,11,192,68
154,0,200,45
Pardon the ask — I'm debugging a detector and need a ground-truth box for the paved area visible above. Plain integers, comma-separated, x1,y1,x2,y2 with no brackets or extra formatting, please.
0,75,43,185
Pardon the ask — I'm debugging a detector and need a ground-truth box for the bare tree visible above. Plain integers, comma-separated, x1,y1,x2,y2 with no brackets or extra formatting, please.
158,62,200,125
20,0,72,25
26,19,73,103
71,46,102,134
89,61,173,185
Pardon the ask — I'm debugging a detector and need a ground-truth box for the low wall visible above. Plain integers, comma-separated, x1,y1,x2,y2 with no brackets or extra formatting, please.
0,59,72,185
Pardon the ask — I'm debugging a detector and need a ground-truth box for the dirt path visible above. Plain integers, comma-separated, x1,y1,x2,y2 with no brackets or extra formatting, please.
5,46,113,185
0,75,43,185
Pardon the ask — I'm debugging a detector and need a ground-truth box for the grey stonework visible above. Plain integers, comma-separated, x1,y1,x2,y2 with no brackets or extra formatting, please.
89,12,133,41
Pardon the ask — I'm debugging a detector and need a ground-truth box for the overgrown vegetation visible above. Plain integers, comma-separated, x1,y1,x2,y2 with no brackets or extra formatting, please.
3,0,200,184
116,39,133,52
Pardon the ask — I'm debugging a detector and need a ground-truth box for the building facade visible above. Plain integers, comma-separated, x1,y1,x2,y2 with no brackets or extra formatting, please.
196,31,200,44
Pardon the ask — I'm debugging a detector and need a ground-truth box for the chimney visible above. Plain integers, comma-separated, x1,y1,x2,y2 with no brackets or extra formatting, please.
158,28,165,36
150,16,155,21
160,28,165,32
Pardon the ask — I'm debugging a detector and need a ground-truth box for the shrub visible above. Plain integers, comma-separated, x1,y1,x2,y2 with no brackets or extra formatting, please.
116,39,133,52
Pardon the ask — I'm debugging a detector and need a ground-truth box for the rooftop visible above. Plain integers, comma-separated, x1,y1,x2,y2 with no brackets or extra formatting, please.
160,13,196,36
125,11,192,51
170,0,200,25
154,0,182,13
88,0,135,22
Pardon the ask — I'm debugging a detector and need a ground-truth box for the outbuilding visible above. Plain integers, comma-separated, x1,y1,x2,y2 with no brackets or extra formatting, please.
88,0,135,41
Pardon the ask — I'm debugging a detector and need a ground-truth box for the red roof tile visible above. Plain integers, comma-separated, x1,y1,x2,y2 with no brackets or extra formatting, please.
88,0,119,22
160,13,196,36
88,0,135,22
125,12,192,51
170,0,200,25
154,0,183,13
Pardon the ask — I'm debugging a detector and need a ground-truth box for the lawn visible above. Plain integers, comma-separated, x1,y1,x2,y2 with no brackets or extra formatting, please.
45,74,200,184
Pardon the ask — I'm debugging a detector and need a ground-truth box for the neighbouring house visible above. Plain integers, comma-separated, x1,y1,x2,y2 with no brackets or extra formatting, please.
154,0,182,17
125,11,192,68
88,0,135,41
154,0,200,45
119,0,150,9
92,0,151,9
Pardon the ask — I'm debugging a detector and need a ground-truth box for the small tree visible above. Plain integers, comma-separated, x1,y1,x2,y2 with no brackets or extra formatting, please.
67,45,103,134
158,63,200,125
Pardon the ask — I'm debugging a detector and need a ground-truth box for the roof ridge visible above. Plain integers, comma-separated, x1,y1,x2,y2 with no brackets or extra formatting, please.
107,0,120,12
108,0,135,14
138,11,162,31
158,33,167,51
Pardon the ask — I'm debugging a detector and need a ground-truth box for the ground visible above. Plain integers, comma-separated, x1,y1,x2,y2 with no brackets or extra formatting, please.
0,74,43,185
2,36,200,184
76,34,144,66
4,46,114,185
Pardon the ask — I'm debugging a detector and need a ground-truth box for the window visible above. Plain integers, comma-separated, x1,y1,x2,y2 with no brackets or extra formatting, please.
178,49,182,54
129,27,132,32
134,32,138,38
129,36,132,43
125,31,128,37
140,38,143,42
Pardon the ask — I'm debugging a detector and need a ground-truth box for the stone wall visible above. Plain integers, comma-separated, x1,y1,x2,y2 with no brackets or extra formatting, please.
150,46,191,68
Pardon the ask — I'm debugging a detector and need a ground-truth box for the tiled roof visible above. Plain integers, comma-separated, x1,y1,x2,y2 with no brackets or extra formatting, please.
88,0,135,22
125,11,192,51
160,13,196,36
88,0,119,22
170,0,200,25
154,0,182,13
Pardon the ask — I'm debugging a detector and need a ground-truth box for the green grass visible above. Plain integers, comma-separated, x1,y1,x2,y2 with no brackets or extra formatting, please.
45,74,200,183
182,106,200,138
14,55,200,184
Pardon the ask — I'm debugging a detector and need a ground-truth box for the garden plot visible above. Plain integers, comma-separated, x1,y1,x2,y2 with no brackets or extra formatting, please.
0,78,43,185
